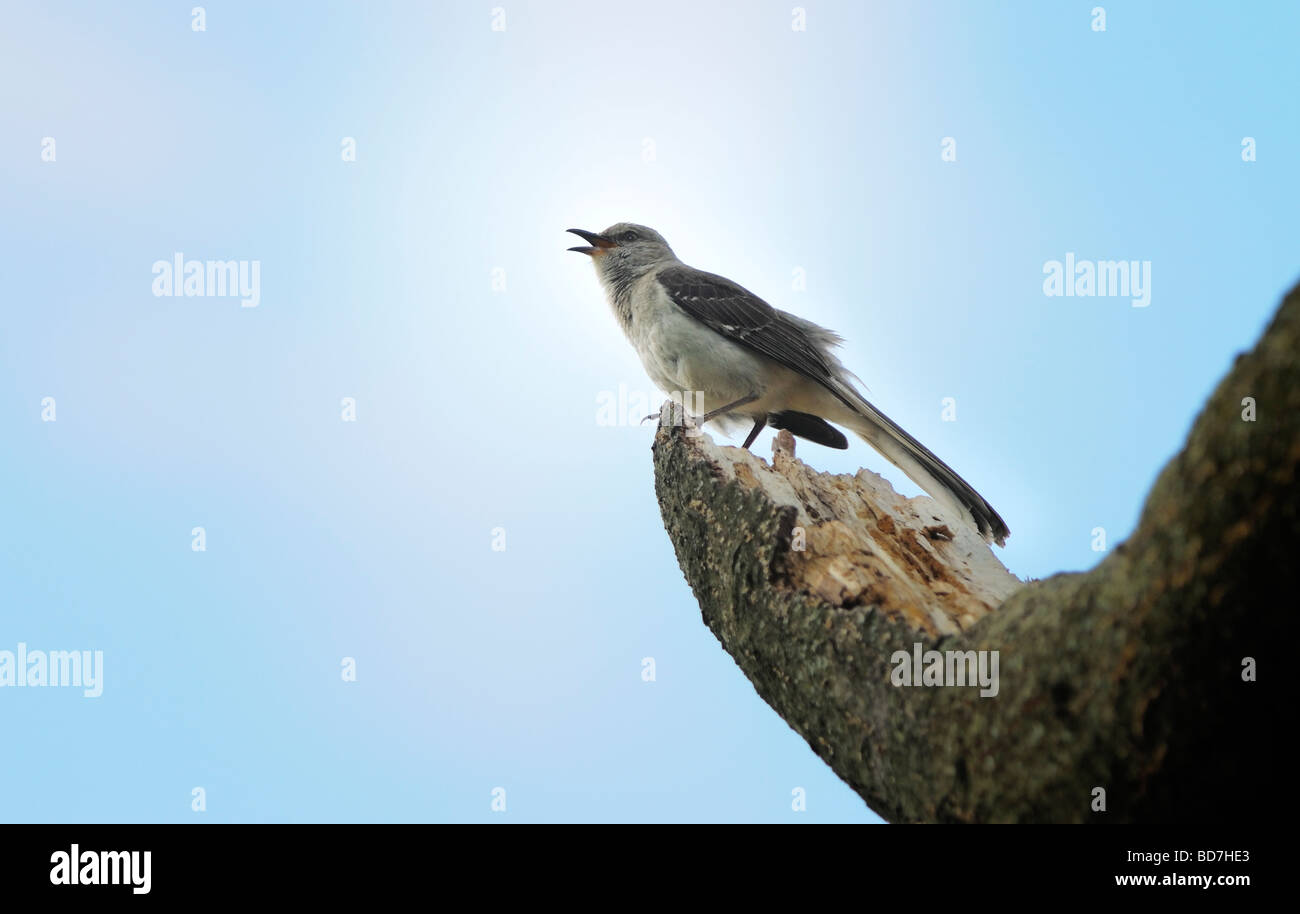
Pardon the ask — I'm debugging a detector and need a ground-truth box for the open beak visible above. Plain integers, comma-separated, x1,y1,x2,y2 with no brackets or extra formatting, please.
567,228,616,256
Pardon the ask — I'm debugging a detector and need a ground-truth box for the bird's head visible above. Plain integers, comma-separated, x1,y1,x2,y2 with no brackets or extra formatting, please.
567,223,676,284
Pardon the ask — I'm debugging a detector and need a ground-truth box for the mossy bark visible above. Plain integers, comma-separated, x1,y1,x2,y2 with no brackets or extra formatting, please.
651,283,1295,823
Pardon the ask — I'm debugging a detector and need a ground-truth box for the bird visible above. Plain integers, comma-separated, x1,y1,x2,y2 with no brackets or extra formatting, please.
568,223,1010,546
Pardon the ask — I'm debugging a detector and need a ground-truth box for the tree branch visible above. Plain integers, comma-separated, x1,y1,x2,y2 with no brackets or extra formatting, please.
651,283,1295,822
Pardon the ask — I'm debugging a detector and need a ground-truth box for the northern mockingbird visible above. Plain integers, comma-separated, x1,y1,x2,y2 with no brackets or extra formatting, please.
568,223,1010,546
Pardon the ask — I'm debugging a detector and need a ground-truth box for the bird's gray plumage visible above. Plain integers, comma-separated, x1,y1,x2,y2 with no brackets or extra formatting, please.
657,266,843,390
568,222,1010,545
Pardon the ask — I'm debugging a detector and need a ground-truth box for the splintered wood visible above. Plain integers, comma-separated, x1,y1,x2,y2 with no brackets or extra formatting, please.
683,426,1022,637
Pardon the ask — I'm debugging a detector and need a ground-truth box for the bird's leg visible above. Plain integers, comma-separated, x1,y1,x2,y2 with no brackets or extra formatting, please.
643,395,758,431
641,398,692,426
741,417,767,450
699,395,758,425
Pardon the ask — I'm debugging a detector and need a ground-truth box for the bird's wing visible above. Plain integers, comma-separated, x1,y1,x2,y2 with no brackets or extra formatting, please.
658,267,1008,544
657,264,840,389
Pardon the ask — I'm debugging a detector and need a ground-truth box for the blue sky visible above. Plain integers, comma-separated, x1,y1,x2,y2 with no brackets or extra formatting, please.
1,1,1296,822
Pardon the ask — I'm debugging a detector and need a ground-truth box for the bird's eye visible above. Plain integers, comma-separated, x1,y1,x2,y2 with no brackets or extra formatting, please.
620,231,638,242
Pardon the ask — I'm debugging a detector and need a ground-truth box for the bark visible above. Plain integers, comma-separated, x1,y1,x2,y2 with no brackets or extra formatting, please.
651,282,1295,823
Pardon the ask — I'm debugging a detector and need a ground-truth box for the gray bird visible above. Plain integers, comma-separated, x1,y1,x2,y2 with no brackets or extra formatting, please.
568,223,1010,546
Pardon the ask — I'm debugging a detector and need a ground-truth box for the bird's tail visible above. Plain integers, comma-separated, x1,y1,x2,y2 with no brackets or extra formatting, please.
829,382,1010,546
